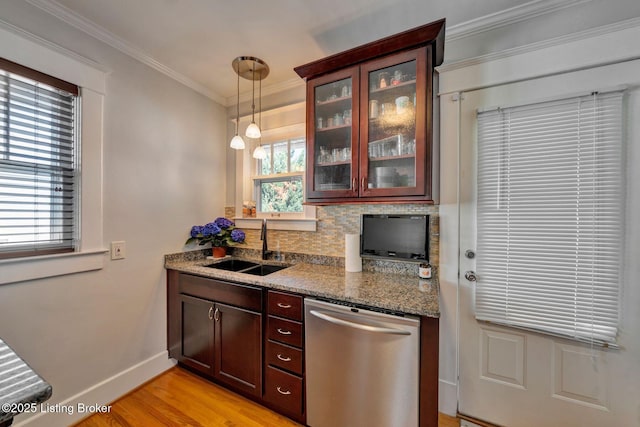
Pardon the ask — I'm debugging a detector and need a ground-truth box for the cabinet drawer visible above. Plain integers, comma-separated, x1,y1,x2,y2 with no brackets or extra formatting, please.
266,340,303,375
267,316,303,348
268,291,303,321
179,273,262,312
264,366,303,417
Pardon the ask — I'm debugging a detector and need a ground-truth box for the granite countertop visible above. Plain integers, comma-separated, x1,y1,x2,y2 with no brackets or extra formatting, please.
165,251,439,318
0,338,52,423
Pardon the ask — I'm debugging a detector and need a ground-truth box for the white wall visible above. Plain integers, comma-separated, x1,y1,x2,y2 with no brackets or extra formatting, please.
0,2,227,426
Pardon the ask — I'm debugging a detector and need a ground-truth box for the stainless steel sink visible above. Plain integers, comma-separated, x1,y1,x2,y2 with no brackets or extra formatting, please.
205,259,290,276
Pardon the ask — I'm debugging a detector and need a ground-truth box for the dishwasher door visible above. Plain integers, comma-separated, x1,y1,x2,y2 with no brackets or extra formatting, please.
304,298,420,427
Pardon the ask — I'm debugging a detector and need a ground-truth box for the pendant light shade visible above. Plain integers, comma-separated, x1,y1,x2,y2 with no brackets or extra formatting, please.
230,135,245,149
231,56,269,144
252,144,267,159
245,122,261,139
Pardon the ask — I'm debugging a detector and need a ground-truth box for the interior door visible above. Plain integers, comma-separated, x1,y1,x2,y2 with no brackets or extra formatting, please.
457,62,640,426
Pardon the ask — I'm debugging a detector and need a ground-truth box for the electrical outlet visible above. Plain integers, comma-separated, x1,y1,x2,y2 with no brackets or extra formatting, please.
111,241,126,260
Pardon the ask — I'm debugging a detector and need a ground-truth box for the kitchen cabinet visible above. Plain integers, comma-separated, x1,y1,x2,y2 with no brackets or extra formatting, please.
295,19,445,204
263,290,306,423
167,272,262,397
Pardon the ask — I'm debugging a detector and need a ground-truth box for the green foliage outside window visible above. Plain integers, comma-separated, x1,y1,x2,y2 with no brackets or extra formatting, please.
256,138,305,213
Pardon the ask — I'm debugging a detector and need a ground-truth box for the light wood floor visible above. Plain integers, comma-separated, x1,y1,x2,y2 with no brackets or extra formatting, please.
74,367,459,427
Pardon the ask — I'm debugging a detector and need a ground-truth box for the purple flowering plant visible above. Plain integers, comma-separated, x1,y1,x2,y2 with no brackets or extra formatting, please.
186,217,246,247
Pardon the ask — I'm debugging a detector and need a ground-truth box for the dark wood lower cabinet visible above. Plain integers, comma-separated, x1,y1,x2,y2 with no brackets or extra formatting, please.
263,365,304,417
179,294,214,375
167,273,262,398
167,270,439,426
214,302,262,396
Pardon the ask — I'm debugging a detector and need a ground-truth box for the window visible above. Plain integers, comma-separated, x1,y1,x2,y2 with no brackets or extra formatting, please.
254,138,305,214
0,58,79,259
475,90,624,345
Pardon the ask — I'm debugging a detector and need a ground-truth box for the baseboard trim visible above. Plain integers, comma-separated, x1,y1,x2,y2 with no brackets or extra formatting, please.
14,351,176,427
439,378,458,416
458,412,501,427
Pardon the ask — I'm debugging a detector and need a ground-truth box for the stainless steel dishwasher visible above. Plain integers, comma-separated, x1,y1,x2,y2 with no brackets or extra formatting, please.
304,298,420,427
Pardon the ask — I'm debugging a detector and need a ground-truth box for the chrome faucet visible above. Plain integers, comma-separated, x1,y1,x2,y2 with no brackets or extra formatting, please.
261,219,271,260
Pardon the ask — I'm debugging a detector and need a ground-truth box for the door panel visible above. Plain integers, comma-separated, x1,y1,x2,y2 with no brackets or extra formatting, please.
179,294,214,375
457,62,640,426
214,302,262,397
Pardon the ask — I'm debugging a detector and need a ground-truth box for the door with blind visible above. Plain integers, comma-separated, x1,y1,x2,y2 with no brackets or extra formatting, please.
457,62,639,427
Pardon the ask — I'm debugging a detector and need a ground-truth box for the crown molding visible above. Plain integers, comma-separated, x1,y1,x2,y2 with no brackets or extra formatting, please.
437,15,640,74
25,0,226,104
0,18,109,73
446,0,592,41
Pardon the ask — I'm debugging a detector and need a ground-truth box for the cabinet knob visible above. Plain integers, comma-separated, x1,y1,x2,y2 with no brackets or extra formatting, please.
214,307,220,321
208,306,213,320
352,177,357,191
361,176,366,192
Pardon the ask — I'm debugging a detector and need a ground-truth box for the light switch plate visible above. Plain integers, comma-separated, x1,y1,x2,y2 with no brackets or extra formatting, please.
111,241,126,260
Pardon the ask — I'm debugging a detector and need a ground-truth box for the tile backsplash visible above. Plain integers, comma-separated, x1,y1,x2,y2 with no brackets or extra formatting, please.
225,204,439,266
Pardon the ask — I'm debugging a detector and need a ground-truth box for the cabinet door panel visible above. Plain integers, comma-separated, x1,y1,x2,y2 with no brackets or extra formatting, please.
214,303,262,397
306,66,360,199
360,47,429,198
180,294,214,375
264,366,304,418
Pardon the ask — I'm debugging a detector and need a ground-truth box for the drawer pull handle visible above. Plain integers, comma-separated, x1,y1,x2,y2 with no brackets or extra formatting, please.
277,328,292,335
277,386,292,395
208,307,213,320
277,354,292,362
277,303,292,309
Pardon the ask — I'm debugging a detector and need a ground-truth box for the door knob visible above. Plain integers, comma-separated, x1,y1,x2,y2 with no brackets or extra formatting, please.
465,271,477,282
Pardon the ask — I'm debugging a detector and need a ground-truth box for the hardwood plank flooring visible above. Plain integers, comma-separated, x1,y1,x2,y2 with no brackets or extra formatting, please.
74,367,460,427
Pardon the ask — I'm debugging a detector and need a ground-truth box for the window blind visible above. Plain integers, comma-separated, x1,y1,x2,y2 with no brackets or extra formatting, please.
0,59,79,259
475,90,624,345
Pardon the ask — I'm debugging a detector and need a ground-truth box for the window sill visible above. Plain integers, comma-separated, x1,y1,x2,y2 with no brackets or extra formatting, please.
0,249,108,285
234,217,317,232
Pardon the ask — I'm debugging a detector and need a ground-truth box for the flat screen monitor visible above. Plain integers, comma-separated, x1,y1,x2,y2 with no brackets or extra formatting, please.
360,214,429,262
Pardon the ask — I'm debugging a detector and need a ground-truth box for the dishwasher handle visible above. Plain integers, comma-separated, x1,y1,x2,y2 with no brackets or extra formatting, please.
309,310,411,335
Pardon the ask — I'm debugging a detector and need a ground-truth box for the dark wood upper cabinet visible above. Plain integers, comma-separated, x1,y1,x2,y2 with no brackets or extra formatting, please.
295,19,445,204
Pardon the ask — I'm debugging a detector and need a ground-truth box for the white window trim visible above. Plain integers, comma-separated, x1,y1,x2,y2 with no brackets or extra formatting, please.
0,23,106,284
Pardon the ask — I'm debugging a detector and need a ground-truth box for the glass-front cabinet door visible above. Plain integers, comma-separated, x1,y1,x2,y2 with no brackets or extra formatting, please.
359,47,428,197
306,67,359,198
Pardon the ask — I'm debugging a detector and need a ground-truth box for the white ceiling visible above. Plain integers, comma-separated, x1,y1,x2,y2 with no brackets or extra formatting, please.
30,0,550,104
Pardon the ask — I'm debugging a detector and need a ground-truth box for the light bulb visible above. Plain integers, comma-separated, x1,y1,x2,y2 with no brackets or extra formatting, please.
245,122,261,138
253,145,267,159
230,135,245,150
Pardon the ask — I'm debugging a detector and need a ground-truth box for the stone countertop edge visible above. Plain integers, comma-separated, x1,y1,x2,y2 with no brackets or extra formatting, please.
164,250,439,318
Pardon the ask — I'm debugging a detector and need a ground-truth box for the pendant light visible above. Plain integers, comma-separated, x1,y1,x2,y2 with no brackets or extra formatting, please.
229,63,245,149
252,75,267,160
231,56,269,143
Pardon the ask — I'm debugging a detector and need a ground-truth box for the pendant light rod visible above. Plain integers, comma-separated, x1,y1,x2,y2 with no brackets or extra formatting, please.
251,61,256,124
